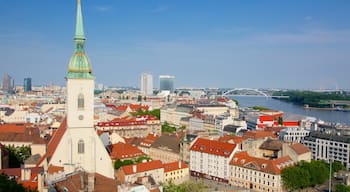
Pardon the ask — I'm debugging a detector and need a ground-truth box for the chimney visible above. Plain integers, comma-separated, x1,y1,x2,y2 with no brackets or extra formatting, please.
132,165,137,173
178,161,182,168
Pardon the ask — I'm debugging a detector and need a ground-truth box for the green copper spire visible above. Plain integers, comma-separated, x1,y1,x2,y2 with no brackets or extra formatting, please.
66,0,94,79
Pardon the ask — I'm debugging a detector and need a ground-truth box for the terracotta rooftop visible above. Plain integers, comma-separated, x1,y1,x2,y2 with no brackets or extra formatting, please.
0,127,46,144
218,135,244,144
48,165,64,174
230,151,294,174
139,133,159,148
122,160,163,175
54,172,117,192
36,118,67,166
190,138,237,158
242,130,277,140
109,142,145,160
289,143,311,155
0,123,32,133
163,161,188,173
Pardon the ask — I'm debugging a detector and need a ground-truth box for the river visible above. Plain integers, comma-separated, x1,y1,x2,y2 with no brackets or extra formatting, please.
230,96,350,125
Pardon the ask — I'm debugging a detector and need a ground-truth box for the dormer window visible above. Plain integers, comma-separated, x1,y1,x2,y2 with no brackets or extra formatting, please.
262,163,267,169
78,93,84,110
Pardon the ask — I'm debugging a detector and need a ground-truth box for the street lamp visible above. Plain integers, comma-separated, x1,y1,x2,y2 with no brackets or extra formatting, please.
329,154,332,192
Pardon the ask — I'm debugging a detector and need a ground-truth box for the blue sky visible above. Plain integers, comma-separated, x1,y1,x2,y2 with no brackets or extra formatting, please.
1,0,350,89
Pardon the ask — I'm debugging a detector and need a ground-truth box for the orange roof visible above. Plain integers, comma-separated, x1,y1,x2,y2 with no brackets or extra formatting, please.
163,161,188,173
37,118,67,166
289,143,311,155
109,143,144,160
243,130,277,140
218,135,244,144
230,151,294,174
122,160,163,175
190,138,237,158
48,165,64,174
139,133,159,148
0,123,32,133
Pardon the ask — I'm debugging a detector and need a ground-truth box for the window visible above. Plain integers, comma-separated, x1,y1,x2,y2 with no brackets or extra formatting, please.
78,94,84,110
78,140,84,154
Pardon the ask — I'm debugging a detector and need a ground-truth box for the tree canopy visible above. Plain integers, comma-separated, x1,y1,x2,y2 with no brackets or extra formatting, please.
282,160,332,191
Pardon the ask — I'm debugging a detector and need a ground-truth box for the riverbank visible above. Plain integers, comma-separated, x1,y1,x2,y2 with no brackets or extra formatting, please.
230,96,350,125
304,105,350,112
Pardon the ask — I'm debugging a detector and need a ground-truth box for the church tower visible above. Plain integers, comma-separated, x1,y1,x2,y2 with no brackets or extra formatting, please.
48,0,114,179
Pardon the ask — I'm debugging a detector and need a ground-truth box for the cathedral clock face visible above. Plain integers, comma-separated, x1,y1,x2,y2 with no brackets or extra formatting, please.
79,115,84,120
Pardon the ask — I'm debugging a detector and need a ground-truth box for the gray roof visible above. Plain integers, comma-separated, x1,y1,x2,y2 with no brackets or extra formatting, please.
304,131,350,143
151,134,180,153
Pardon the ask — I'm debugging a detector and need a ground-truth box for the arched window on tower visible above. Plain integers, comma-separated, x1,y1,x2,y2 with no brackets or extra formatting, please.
78,93,84,110
78,139,84,154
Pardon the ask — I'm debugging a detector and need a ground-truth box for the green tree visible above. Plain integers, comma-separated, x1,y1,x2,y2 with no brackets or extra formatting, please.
143,96,147,101
163,180,209,192
282,166,311,190
332,161,345,173
137,95,142,102
278,117,283,125
0,173,28,192
6,145,31,168
135,156,151,163
335,184,350,192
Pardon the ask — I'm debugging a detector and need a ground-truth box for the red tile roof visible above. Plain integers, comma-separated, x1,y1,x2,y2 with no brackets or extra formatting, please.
163,161,188,173
0,123,32,133
48,165,64,174
122,160,163,175
218,135,244,144
190,138,237,158
289,143,311,155
37,118,67,166
139,133,159,148
230,151,294,174
109,143,144,160
242,130,277,140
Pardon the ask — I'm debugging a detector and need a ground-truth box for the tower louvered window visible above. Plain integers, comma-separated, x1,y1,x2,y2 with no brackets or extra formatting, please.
78,93,84,110
78,139,84,154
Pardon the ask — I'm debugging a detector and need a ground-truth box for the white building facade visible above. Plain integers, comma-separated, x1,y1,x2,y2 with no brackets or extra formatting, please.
190,138,238,183
302,131,350,169
140,72,153,96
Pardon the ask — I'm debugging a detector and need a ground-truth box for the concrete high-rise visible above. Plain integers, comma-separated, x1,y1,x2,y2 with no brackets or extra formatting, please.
140,72,153,95
159,75,175,92
24,78,32,92
2,74,14,94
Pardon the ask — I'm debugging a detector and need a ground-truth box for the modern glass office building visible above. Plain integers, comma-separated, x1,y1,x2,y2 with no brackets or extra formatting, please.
159,75,175,92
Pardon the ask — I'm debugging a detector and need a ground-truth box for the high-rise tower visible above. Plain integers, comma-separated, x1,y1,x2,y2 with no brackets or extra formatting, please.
140,72,153,96
48,0,114,179
24,78,32,92
159,75,175,93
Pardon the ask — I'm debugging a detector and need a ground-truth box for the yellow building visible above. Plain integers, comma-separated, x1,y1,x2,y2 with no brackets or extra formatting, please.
230,151,294,192
163,161,189,185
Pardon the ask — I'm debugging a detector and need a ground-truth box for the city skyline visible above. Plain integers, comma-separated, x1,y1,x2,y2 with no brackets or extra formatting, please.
1,0,350,89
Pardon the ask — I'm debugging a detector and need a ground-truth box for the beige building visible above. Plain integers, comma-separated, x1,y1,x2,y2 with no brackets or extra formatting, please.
160,105,193,127
149,134,181,163
116,160,164,184
281,143,311,163
163,161,189,185
230,151,294,192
